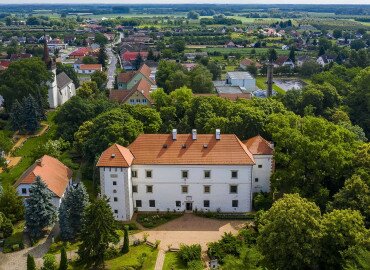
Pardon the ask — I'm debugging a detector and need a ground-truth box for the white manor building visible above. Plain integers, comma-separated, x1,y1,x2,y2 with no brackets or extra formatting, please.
97,130,274,221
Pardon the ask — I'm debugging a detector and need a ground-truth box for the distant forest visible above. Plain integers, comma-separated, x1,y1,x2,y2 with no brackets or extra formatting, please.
0,4,369,16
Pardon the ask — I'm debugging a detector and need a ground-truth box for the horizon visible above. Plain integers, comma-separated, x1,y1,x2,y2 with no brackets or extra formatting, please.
1,1,369,5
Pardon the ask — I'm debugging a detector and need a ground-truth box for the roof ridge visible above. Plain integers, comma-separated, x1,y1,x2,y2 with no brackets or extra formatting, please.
234,135,256,164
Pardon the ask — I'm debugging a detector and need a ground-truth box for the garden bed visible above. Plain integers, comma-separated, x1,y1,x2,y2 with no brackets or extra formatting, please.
136,212,183,228
194,211,255,220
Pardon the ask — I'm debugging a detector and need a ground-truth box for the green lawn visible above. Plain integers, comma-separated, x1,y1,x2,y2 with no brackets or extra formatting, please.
3,221,25,253
105,244,158,270
0,111,57,186
256,76,285,95
163,252,188,270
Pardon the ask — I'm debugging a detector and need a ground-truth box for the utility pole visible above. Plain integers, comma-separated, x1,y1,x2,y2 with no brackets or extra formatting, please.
266,60,274,97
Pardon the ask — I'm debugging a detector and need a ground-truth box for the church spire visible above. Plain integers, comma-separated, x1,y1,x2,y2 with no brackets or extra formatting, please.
42,30,55,70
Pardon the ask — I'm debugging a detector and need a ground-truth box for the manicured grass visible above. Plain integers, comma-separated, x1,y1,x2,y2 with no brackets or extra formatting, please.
256,76,285,95
3,221,25,253
136,213,183,229
163,252,188,270
106,244,158,270
0,111,57,186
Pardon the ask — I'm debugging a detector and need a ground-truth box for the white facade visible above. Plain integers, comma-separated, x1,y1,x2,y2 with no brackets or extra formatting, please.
251,155,273,193
58,81,76,106
16,178,73,209
48,68,59,109
100,164,253,221
47,69,76,109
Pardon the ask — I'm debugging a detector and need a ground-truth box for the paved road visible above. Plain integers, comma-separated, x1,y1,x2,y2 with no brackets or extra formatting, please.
106,33,123,89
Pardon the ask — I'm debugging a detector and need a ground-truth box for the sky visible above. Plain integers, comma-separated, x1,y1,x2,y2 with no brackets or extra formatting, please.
1,0,369,4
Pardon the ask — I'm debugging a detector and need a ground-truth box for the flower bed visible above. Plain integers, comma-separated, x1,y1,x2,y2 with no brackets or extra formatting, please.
195,211,255,220
136,212,183,228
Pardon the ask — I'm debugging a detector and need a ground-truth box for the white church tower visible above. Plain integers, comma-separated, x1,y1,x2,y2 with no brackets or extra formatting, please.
42,33,58,109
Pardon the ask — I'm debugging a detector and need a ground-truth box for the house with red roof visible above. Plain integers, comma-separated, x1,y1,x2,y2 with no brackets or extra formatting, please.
14,155,73,208
97,129,273,221
75,64,103,74
116,64,155,90
121,51,148,62
110,78,154,106
68,47,91,59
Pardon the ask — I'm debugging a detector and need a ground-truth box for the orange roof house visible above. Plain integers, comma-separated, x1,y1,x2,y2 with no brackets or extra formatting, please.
110,78,154,106
97,133,255,167
15,155,73,206
243,135,274,155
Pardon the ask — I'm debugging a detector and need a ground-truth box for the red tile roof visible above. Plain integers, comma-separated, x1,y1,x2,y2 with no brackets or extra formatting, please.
117,71,135,83
109,90,131,102
96,143,134,167
0,60,11,69
69,47,91,57
122,78,153,102
243,135,274,155
122,51,148,62
79,64,102,71
240,58,262,68
14,155,72,197
138,64,151,78
97,134,255,167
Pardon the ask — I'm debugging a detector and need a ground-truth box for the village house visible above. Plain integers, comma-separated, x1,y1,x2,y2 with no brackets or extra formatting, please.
317,54,336,67
184,52,208,61
14,155,73,208
296,55,312,67
273,56,295,68
75,64,102,74
116,64,155,90
226,71,256,91
69,47,91,59
47,38,68,50
109,78,154,106
97,129,274,221
239,58,263,70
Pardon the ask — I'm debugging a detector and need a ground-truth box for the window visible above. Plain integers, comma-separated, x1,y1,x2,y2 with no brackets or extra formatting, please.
110,174,118,178
114,209,118,214
113,181,117,186
142,99,147,103
132,170,138,178
204,185,211,193
258,165,263,168
176,201,181,207
149,200,155,207
132,185,138,193
181,170,188,178
181,185,188,193
204,170,211,178
231,171,238,178
146,185,153,193
204,200,210,207
136,200,142,207
130,99,134,104
230,185,238,194
21,188,27,194
114,197,118,202
136,99,140,103
146,170,152,178
232,200,239,207
254,178,259,182
113,189,117,193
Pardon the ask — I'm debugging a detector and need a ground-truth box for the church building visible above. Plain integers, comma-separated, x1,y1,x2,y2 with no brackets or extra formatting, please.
42,36,76,108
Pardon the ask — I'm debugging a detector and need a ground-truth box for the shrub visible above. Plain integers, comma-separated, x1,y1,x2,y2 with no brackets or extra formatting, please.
207,232,242,263
253,192,273,211
121,226,129,254
42,254,56,270
178,244,202,265
27,254,36,270
187,260,204,270
104,247,120,260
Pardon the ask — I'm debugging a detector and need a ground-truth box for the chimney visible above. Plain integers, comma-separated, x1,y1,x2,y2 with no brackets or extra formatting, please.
36,159,42,166
192,129,197,140
215,129,221,140
172,129,177,140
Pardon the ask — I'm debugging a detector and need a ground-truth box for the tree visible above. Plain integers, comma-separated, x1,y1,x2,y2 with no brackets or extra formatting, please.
246,64,258,77
32,138,70,160
25,176,57,239
0,58,52,111
121,225,129,254
329,175,370,222
94,33,108,46
299,60,321,77
223,246,263,270
351,40,366,51
333,29,342,39
187,11,200,19
268,49,277,62
98,45,107,68
59,247,68,270
23,95,40,133
10,99,24,131
0,132,12,155
133,53,143,70
82,56,97,64
207,62,222,80
59,184,89,241
321,209,368,269
75,108,143,162
165,70,189,92
91,71,107,91
27,254,36,270
77,81,99,98
0,212,13,238
189,65,214,93
77,197,119,268
42,254,56,270
289,47,296,63
257,194,322,270
56,63,79,88
0,185,25,223
54,96,114,142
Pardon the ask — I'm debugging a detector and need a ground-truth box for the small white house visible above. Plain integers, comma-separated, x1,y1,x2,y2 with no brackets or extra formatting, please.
226,72,256,92
75,64,103,74
317,55,335,67
14,155,73,208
